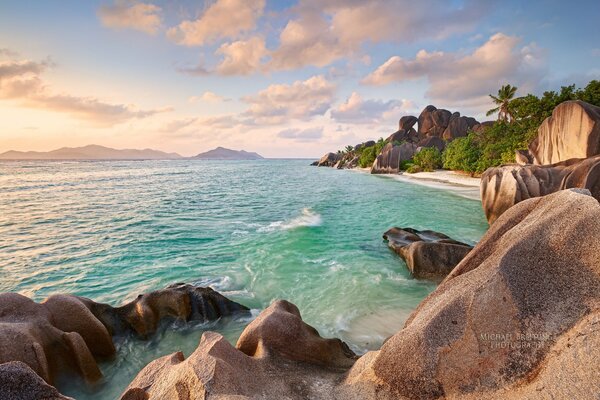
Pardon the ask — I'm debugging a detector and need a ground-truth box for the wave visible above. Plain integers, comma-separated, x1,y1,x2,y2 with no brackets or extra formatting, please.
258,208,322,232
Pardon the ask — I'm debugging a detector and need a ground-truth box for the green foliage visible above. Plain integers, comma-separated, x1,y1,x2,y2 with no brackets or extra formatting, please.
412,147,442,172
357,137,387,168
443,80,600,174
405,164,422,174
398,159,413,171
442,135,481,173
344,145,354,154
487,84,518,121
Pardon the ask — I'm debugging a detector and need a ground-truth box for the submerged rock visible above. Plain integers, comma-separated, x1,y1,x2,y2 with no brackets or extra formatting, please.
480,155,600,224
0,283,248,387
383,227,472,279
122,300,357,400
0,362,73,400
528,100,600,165
342,189,600,399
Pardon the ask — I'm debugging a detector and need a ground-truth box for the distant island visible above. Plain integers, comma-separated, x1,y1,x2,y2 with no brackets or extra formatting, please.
0,144,182,160
0,145,265,161
191,147,264,160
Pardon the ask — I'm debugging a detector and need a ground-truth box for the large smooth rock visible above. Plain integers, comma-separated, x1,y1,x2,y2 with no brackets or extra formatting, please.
0,362,72,400
387,128,420,144
383,228,472,279
0,284,248,385
317,152,341,167
122,300,356,400
371,142,417,174
341,189,600,399
529,100,600,165
418,105,452,137
399,115,418,130
480,155,600,224
442,112,479,141
236,300,356,368
416,136,446,152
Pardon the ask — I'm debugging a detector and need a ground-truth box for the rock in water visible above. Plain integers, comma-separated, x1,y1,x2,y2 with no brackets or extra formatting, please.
383,228,473,279
0,362,73,400
480,155,600,224
236,300,356,368
317,152,341,167
0,284,248,387
528,100,600,165
341,189,600,399
121,300,357,400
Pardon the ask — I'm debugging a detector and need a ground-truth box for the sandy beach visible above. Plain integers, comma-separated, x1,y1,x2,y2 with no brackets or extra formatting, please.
350,168,481,200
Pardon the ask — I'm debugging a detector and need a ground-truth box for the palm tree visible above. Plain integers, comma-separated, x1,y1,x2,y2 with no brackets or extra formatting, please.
487,84,518,122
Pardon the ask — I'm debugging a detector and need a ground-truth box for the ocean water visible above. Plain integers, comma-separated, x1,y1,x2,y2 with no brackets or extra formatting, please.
0,159,488,399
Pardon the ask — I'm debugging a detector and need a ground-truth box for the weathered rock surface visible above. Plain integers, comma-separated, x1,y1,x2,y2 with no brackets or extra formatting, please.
471,120,494,134
399,115,418,130
121,300,357,400
317,152,341,167
442,112,478,141
418,105,452,137
528,100,600,165
387,127,420,144
0,362,73,400
480,155,600,224
417,136,446,152
237,300,356,368
383,228,472,279
341,189,600,399
0,284,248,386
371,142,417,174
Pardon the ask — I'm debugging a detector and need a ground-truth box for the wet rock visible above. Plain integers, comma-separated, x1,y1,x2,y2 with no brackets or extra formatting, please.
122,301,356,400
0,361,72,400
237,300,356,368
528,100,600,165
371,142,417,174
342,189,600,399
383,228,472,279
0,284,248,385
480,155,600,224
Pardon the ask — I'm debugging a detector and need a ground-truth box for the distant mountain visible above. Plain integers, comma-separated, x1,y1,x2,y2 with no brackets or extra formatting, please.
191,147,264,160
0,145,183,160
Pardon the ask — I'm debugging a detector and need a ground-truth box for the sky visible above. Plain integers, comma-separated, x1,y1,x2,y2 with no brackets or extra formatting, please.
0,0,599,158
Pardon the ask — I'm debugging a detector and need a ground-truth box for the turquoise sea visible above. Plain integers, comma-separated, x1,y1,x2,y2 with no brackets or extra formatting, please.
0,159,488,399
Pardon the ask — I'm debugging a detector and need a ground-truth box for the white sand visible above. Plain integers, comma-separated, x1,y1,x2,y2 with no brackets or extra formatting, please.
349,168,481,200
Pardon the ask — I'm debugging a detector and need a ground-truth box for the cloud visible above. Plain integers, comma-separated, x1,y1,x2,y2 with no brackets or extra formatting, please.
277,127,324,141
331,92,416,124
189,91,231,103
241,75,336,124
267,0,492,71
98,0,162,35
0,57,167,126
216,37,268,75
362,33,546,108
0,48,19,58
167,0,265,46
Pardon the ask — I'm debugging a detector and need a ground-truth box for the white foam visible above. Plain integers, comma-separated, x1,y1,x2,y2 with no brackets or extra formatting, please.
258,208,322,232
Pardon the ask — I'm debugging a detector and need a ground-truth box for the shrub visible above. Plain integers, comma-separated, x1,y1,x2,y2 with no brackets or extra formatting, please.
398,159,413,171
406,164,422,174
412,147,442,172
442,135,481,173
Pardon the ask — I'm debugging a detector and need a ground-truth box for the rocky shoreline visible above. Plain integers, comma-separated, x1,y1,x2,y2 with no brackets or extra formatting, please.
1,101,600,399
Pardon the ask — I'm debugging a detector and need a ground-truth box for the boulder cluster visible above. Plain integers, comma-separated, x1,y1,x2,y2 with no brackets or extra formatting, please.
481,100,600,223
314,105,488,174
0,283,248,390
